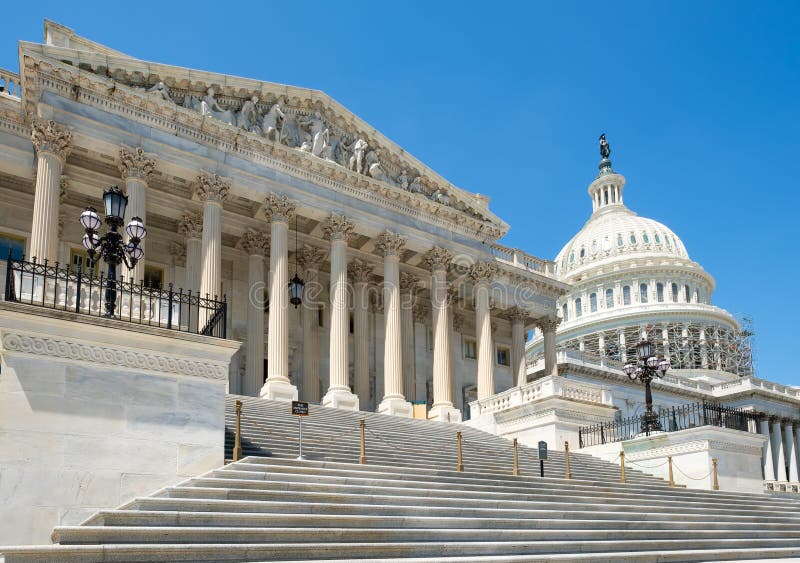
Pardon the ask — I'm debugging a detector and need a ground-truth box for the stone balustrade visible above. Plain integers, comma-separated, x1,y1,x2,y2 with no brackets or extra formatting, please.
713,376,800,400
489,243,556,277
0,69,20,98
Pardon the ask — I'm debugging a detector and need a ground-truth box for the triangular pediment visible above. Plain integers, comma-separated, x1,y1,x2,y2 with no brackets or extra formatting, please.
19,22,510,239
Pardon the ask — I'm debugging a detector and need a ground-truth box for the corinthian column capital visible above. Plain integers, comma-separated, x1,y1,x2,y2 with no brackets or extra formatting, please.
468,261,498,285
178,212,204,239
399,272,421,294
298,244,327,272
374,231,407,257
31,119,72,161
195,173,230,203
239,229,270,256
535,316,561,333
349,259,374,283
322,213,355,242
424,246,453,272
119,146,157,181
507,306,530,323
263,193,296,223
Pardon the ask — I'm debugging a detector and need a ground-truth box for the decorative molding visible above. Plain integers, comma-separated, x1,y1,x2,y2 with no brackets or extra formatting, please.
0,332,227,380
178,212,203,239
424,246,453,272
374,231,406,257
263,193,296,223
119,146,156,181
195,173,230,203
239,229,270,256
30,119,72,161
322,213,355,242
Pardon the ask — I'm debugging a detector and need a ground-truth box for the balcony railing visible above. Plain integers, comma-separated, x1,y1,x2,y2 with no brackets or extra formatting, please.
578,401,757,448
4,256,227,338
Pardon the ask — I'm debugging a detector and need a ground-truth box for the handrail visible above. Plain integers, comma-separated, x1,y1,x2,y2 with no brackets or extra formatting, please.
4,255,228,338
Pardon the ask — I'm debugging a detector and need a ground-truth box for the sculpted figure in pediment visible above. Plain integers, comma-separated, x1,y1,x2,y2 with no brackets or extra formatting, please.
397,170,409,190
299,111,329,158
281,117,301,148
409,176,425,194
343,138,368,174
431,187,450,205
365,149,388,182
236,95,261,133
261,101,285,141
145,82,173,102
198,87,236,125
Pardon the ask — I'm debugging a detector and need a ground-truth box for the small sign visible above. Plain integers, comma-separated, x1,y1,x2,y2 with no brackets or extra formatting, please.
292,401,309,416
538,440,548,460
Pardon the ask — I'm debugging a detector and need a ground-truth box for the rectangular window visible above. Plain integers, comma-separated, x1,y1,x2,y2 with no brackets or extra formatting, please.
143,265,163,289
496,346,510,366
463,337,477,360
69,248,96,274
0,232,25,260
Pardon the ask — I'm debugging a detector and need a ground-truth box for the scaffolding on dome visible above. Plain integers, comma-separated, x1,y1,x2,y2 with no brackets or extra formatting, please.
530,319,755,378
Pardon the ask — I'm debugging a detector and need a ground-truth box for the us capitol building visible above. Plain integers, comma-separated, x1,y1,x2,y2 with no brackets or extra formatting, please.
2,20,800,556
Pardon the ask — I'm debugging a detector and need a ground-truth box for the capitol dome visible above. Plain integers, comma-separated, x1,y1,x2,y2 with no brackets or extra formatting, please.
527,142,753,381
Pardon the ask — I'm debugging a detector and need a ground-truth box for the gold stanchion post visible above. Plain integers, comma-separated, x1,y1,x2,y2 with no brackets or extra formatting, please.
233,400,243,462
712,458,719,490
668,456,675,487
359,419,367,465
512,438,520,476
564,441,571,479
456,431,464,472
619,450,626,483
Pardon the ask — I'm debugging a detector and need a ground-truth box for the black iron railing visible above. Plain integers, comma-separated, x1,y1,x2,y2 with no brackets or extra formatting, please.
3,256,227,338
578,401,757,448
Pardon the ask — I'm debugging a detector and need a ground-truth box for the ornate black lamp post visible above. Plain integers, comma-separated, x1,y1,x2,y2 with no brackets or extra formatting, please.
623,338,670,433
288,214,304,308
79,186,147,318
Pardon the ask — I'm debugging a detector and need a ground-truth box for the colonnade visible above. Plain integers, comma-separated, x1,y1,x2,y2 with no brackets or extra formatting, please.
759,416,800,484
26,122,561,421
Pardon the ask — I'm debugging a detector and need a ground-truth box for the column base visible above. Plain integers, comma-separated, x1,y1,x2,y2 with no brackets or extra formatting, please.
428,403,462,423
259,378,298,402
321,387,360,411
377,396,413,418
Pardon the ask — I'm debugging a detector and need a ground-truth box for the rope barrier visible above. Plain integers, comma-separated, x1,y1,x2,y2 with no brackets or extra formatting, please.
672,461,714,481
627,458,670,469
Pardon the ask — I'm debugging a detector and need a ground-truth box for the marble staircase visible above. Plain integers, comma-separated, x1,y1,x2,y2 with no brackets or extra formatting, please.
3,395,800,561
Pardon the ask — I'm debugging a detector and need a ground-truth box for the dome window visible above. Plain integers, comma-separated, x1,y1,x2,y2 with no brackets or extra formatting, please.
654,232,661,244
671,283,679,302
569,252,574,264
623,285,631,305
684,285,691,302
642,231,650,244
591,241,598,254
630,233,637,245
657,283,664,302
562,303,569,322
640,283,649,303
580,247,586,258
617,234,624,247
590,293,598,313
575,298,582,318
605,288,614,308
665,236,672,249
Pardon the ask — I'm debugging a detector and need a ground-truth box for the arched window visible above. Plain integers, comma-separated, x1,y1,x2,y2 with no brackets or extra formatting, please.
630,233,637,245
623,285,631,305
569,252,574,264
590,293,598,312
657,283,664,303
575,298,582,318
654,232,661,244
562,303,569,322
617,234,624,247
642,231,650,244
671,283,679,302
605,288,614,308
640,283,649,303
580,247,586,258
693,289,699,303
684,284,691,302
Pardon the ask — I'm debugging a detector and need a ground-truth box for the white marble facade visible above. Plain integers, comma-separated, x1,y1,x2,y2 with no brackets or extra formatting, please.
0,21,567,421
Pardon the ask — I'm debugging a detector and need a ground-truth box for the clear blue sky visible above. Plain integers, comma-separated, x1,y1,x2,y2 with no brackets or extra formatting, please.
3,2,798,384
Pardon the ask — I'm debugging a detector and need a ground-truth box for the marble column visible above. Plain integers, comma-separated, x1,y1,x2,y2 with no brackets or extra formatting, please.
195,174,229,302
425,247,460,421
538,317,560,377
260,193,298,402
772,418,787,482
299,245,326,403
376,231,412,417
470,261,498,401
400,272,419,404
761,417,776,481
30,120,71,263
508,307,529,387
240,230,269,397
118,147,156,284
350,259,373,409
178,212,203,331
321,214,359,410
784,421,799,482
451,310,463,412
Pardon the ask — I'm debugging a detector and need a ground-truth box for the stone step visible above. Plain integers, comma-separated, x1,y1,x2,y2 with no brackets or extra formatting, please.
50,525,800,545
6,540,800,562
88,509,800,532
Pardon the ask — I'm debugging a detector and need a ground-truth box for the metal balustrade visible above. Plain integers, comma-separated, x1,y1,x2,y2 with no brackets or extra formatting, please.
3,255,227,338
